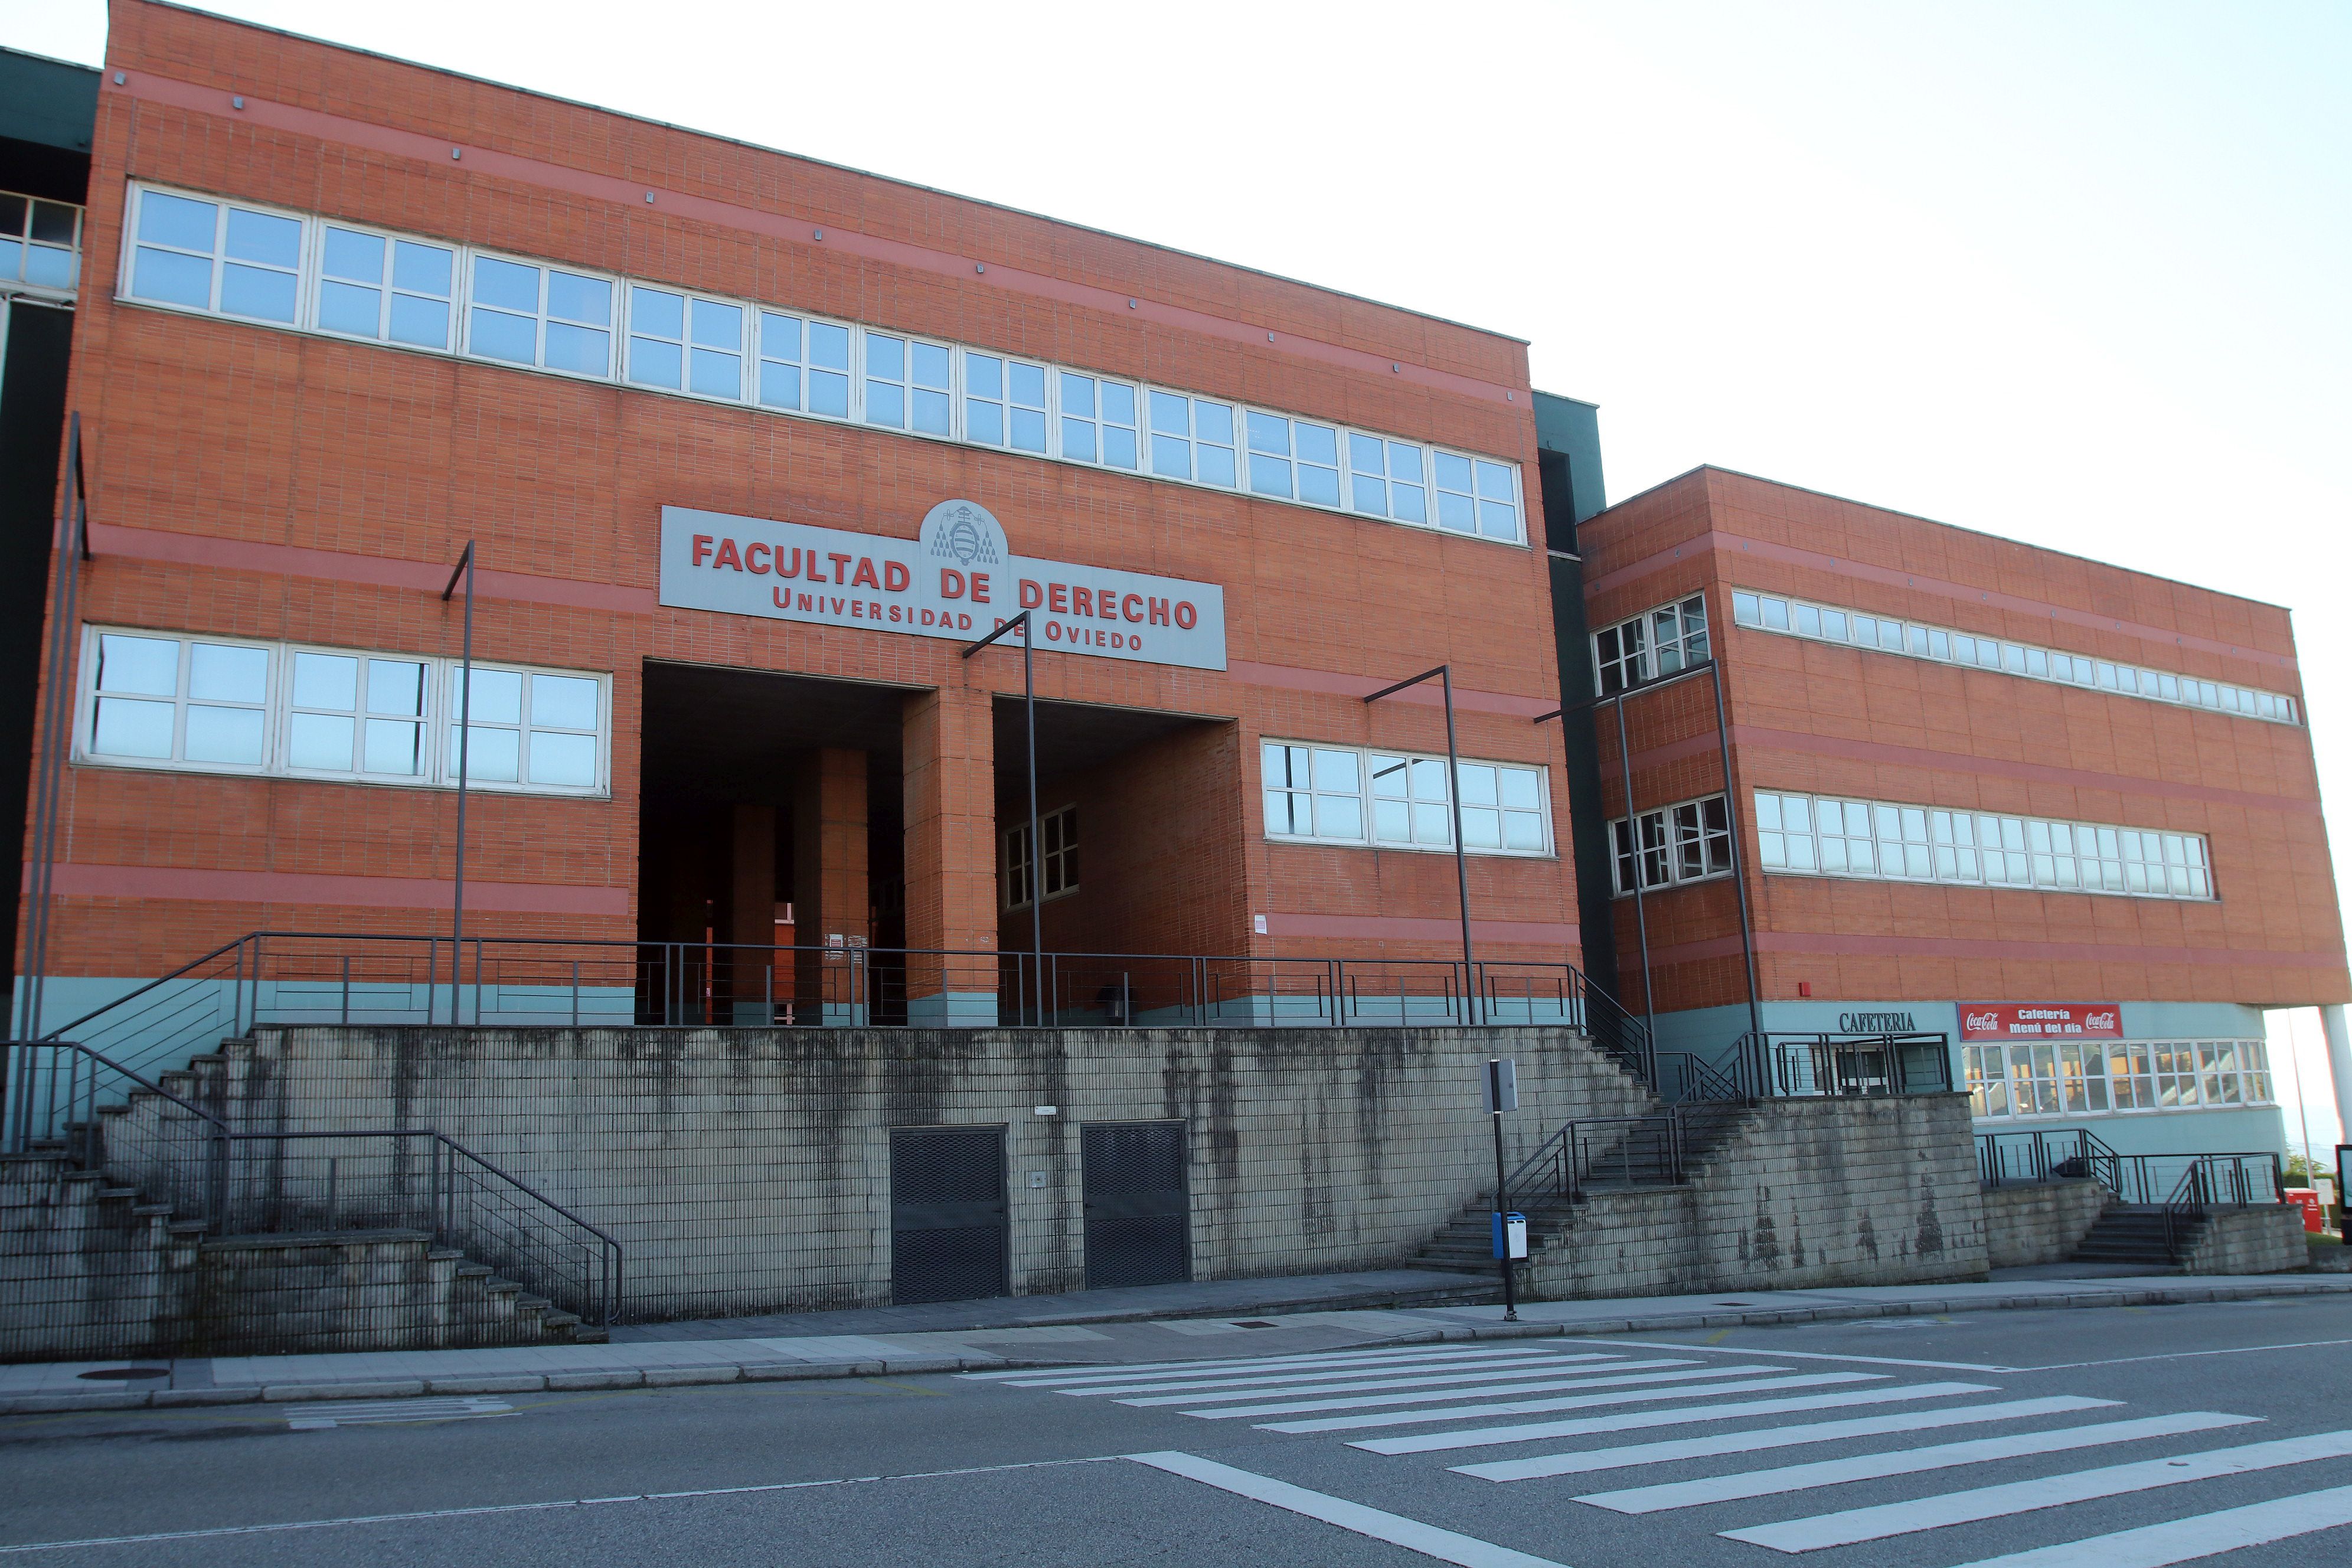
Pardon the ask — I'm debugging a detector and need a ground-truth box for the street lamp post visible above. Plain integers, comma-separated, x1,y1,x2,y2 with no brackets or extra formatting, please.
1365,664,1479,1025
441,541,476,1027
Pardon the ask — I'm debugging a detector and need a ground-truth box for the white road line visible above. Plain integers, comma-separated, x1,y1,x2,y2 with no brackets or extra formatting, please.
0,1455,1121,1555
1723,1429,2352,1554
2023,1337,2352,1372
282,1397,517,1430
1564,1336,2017,1372
1125,1451,1570,1568
1941,1482,2352,1568
1118,1359,1712,1410
1453,1396,2120,1481
1343,1381,1998,1450
965,1344,1565,1383
1583,1412,2259,1514
1247,1371,1888,1433
1182,1366,1830,1421
1064,1353,1628,1399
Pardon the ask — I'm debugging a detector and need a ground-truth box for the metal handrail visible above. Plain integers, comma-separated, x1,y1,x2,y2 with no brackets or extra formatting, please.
2,1037,622,1324
1500,1113,1683,1213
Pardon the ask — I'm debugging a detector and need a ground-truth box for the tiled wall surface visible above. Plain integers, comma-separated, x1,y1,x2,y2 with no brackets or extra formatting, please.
1580,467,2348,1015
29,0,1582,982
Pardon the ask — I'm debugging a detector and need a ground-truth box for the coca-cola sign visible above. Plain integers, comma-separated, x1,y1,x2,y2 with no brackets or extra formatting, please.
1959,1003,2122,1041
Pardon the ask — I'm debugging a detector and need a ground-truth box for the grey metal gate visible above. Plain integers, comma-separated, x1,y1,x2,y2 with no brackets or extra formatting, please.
1082,1121,1191,1289
889,1126,1009,1305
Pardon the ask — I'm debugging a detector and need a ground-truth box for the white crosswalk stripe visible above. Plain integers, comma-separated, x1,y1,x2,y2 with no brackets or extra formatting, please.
281,1396,516,1430
1047,1350,1619,1397
1184,1366,1855,1422
1093,1355,1658,1404
965,1344,1566,1385
1941,1482,2352,1568
1582,1412,2261,1514
1721,1429,2352,1553
1451,1396,2121,1481
1127,1360,1742,1413
1344,1379,1998,1448
1246,1371,1888,1431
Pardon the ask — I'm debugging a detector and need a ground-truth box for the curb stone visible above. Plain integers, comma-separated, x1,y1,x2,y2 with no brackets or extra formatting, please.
4,1278,2346,1416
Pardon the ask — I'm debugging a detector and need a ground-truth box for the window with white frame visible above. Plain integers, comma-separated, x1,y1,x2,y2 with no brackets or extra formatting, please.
74,627,608,796
1755,789,2213,901
628,285,746,399
1609,792,1732,893
1594,594,1709,694
1729,587,2299,727
465,253,615,377
315,224,456,350
1004,804,1077,909
1,190,82,292
1348,433,1429,524
1261,741,1550,856
1966,1038,2271,1119
864,332,953,435
113,181,1533,547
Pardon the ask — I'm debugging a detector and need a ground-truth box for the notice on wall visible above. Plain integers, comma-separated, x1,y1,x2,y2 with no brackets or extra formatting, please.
659,499,1227,671
1959,1002,2122,1041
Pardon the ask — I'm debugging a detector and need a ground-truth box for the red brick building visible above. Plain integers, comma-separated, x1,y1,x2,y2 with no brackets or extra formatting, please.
1577,465,2350,1156
18,1,1587,1042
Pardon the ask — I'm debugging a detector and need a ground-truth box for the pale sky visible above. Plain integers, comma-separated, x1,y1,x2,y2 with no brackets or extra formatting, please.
8,0,2348,1154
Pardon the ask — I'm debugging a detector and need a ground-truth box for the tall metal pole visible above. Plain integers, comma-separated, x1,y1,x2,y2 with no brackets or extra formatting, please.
963,612,1043,1025
1365,664,1478,1025
1612,694,1655,1048
22,415,87,1041
1707,661,1763,1047
442,543,475,1027
1490,1096,1517,1321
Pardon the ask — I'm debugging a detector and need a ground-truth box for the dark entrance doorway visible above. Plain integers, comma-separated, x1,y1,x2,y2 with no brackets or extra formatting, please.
889,1126,1010,1305
1082,1121,1191,1288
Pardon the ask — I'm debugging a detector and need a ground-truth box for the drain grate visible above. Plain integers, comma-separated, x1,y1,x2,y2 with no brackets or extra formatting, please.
77,1367,171,1381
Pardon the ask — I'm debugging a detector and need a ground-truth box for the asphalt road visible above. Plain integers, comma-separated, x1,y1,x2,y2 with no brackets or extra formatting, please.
3,1296,2349,1567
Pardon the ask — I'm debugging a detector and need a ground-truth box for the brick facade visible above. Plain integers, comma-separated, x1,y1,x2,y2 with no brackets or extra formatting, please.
24,0,1584,1003
1582,466,2348,1020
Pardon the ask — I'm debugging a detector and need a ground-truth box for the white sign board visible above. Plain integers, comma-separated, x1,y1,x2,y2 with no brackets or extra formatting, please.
659,499,1227,671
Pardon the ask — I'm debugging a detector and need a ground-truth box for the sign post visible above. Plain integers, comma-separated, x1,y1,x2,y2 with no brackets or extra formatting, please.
1484,1057,1520,1321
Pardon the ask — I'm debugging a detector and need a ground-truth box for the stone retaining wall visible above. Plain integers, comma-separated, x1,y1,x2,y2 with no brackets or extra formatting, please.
1981,1178,2112,1268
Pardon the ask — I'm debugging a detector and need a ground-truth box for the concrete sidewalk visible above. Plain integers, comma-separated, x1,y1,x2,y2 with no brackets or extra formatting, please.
6,1268,2348,1415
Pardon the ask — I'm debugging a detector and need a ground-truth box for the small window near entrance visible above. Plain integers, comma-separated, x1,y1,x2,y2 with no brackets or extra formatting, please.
1005,804,1078,909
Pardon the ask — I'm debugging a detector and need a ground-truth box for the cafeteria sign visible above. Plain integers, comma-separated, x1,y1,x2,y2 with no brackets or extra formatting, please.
659,499,1226,671
1959,1003,2122,1041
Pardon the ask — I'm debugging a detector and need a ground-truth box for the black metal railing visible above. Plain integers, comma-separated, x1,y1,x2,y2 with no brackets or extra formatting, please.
2162,1154,2289,1260
1978,1128,2289,1220
17,930,1653,1087
1,1037,619,1359
1500,1113,1683,1214
1656,1031,1953,1105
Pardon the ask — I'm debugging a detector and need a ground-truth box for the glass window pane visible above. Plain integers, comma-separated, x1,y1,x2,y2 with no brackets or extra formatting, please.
543,321,610,375
139,191,217,251
367,660,424,716
455,667,524,725
530,731,597,786
472,256,540,314
967,396,1003,444
544,270,610,326
630,335,682,388
393,240,452,298
691,348,742,398
531,674,599,730
362,717,423,776
1311,749,1359,793
451,725,522,782
809,321,851,371
1198,442,1237,488
1294,422,1337,465
1499,767,1540,811
1061,372,1095,418
318,279,382,338
1318,793,1363,840
133,246,211,308
1412,801,1452,844
1457,763,1498,806
1409,757,1449,801
322,227,384,284
1063,416,1096,462
1100,382,1136,427
289,711,355,770
1246,411,1288,453
469,306,537,364
292,653,358,711
388,295,449,348
631,286,684,339
188,643,267,704
1248,452,1290,497
1373,798,1410,842
96,635,179,695
184,705,264,765
1462,807,1502,850
1101,423,1137,469
1503,811,1544,851
694,299,744,350
1370,756,1408,798
1195,400,1234,446
92,697,174,758
224,208,299,268
220,263,297,322
760,361,802,411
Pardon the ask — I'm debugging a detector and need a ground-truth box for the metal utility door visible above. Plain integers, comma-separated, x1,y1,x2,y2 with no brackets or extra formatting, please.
889,1127,1010,1305
1082,1121,1192,1289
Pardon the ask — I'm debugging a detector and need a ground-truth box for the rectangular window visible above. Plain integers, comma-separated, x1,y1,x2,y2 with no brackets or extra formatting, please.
1433,452,1478,534
1059,373,1138,466
1244,414,1337,504
1608,793,1733,893
0,190,82,291
1262,741,1548,857
1260,743,1366,843
1473,459,1520,541
629,286,746,399
1246,411,1292,499
1347,434,1428,524
128,188,304,323
1758,790,2210,901
314,225,456,350
75,627,605,796
1005,804,1079,909
863,332,952,435
1973,1038,2271,1119
465,254,613,376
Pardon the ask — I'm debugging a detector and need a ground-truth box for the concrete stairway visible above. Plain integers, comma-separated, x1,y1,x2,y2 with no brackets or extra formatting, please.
2070,1204,2194,1268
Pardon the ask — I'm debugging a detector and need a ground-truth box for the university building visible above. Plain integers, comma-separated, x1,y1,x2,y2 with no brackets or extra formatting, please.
1570,466,2352,1158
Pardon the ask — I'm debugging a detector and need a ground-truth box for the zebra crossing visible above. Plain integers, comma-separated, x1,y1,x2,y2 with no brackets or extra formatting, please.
962,1338,2352,1565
